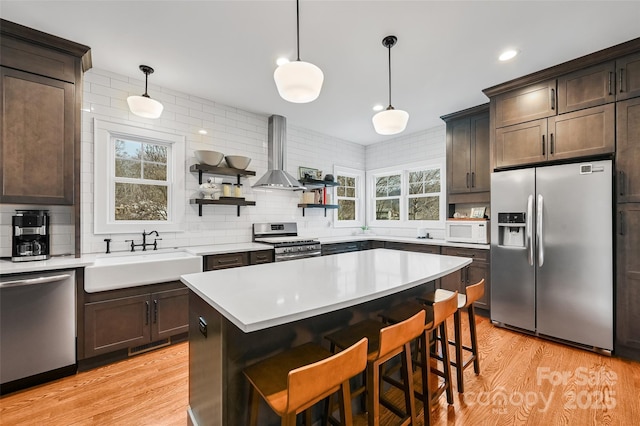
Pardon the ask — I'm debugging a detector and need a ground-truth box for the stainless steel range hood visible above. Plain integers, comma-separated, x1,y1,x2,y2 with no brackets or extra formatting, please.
252,115,306,191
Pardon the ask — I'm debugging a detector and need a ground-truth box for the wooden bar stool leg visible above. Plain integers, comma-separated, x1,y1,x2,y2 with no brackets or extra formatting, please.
454,309,464,393
401,341,418,424
282,412,296,426
469,305,480,374
439,321,454,404
367,362,380,426
420,330,433,426
339,381,354,426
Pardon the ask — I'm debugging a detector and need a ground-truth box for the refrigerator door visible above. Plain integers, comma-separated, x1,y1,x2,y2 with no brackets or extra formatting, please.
491,169,536,331
536,160,613,350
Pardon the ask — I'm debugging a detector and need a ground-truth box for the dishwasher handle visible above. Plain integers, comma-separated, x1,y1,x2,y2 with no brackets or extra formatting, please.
0,273,72,289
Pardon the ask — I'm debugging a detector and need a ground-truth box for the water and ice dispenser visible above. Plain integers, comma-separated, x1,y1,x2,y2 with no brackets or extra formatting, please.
497,212,526,247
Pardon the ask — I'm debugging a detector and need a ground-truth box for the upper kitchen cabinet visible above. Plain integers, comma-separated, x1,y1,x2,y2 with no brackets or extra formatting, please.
0,19,91,205
493,80,557,128
557,61,616,114
617,97,640,203
616,51,640,101
442,104,490,203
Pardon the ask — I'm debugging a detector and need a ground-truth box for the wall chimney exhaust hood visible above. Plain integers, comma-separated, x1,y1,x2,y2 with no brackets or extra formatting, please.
252,115,306,191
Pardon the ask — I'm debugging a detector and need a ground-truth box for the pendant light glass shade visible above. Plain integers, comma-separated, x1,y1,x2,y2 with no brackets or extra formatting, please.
274,0,323,103
274,60,324,103
127,65,163,119
372,107,409,135
373,35,409,135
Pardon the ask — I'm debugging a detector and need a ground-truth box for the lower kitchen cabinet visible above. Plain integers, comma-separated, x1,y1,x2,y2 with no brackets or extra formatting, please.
616,203,640,360
250,249,274,265
322,241,362,255
83,282,188,358
384,241,440,254
204,250,273,271
440,247,490,310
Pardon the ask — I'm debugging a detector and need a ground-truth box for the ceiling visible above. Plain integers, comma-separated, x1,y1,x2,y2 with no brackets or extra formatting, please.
2,1,640,145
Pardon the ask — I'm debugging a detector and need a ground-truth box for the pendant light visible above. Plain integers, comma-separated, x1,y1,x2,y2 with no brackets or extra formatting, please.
127,65,164,119
372,35,409,135
273,0,324,103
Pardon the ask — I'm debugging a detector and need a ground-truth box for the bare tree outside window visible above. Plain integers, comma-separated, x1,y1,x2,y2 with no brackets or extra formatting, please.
337,175,358,221
408,169,440,221
375,174,401,220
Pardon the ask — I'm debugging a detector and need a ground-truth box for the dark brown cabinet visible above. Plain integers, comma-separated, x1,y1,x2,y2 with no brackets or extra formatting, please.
616,204,640,358
557,61,616,114
440,247,490,310
495,104,614,168
0,19,90,205
322,242,362,255
617,97,640,203
384,241,440,254
494,80,557,128
204,252,249,270
616,52,640,101
250,249,274,265
83,284,188,358
443,105,490,201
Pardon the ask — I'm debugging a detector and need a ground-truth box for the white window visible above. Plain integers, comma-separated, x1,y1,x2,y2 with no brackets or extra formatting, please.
333,166,364,227
94,119,185,234
367,161,445,228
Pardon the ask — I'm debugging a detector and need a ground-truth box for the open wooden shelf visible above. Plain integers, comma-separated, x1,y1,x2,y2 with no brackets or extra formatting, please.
190,198,256,217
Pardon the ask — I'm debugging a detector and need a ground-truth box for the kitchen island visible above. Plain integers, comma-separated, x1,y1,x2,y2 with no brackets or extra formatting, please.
181,248,472,426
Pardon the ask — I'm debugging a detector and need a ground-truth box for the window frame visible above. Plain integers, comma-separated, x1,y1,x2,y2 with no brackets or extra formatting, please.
333,166,364,228
367,160,446,229
94,119,186,234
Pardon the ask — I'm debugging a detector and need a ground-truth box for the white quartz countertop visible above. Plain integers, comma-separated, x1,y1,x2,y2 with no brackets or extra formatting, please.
317,235,490,250
181,248,472,333
0,255,94,275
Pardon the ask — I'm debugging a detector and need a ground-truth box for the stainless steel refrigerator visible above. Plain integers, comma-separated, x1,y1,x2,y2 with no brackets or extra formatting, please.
490,160,613,351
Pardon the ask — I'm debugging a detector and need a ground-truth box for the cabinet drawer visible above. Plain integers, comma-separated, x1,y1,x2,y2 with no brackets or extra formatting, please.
441,246,488,263
205,252,249,270
494,80,557,128
322,242,361,255
558,61,616,114
250,250,274,264
385,242,440,254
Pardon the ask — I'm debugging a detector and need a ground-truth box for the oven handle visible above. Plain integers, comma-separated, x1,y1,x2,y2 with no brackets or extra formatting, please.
0,273,72,289
276,250,322,261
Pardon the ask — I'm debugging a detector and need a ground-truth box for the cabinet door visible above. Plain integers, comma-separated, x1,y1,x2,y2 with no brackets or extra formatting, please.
616,204,640,352
495,119,548,168
204,252,249,270
151,288,189,341
441,269,463,293
557,61,616,113
617,97,640,203
470,113,490,192
250,250,274,264
548,103,615,161
84,294,150,357
0,67,75,204
617,52,640,101
494,80,556,128
466,263,490,310
447,118,472,194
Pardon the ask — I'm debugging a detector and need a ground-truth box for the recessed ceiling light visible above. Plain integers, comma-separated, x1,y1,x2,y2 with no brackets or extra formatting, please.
276,57,290,66
373,104,384,112
499,49,519,61
198,129,207,135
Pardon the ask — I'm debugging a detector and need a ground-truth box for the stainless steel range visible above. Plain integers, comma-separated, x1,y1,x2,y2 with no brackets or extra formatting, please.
253,222,321,262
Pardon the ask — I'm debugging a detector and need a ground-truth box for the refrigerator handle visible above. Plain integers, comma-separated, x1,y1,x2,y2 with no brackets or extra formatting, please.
537,194,544,267
527,194,534,266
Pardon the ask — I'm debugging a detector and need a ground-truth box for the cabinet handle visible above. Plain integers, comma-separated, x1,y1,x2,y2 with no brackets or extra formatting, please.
619,171,625,197
145,301,150,325
218,258,240,265
608,72,613,95
550,133,554,155
542,135,546,156
619,211,625,236
153,299,158,324
466,172,470,188
619,68,624,93
456,252,475,257
550,88,555,110
471,172,475,188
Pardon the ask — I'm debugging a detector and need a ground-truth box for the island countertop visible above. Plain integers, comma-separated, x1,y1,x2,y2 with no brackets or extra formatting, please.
181,248,472,333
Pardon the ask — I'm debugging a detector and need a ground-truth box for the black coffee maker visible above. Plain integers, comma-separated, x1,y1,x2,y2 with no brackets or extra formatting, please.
12,210,50,262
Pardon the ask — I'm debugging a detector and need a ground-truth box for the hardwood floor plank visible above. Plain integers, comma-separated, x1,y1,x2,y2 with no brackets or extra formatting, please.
1,316,638,425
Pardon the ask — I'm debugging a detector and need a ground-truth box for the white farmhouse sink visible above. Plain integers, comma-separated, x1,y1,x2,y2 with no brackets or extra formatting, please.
84,250,202,293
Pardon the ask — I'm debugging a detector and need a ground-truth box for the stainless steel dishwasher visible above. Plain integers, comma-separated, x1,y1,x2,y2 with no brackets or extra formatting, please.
1,270,76,394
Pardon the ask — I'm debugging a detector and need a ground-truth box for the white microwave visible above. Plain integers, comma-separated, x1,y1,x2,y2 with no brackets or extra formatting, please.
445,220,489,244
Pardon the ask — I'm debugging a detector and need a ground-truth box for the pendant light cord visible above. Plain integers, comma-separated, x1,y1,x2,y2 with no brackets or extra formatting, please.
387,43,392,107
296,0,301,61
144,72,149,97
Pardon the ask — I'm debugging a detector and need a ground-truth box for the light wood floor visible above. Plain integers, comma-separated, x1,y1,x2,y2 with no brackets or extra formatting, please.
1,316,639,425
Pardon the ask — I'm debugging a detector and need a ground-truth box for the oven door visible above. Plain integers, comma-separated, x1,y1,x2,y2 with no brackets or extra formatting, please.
275,250,322,262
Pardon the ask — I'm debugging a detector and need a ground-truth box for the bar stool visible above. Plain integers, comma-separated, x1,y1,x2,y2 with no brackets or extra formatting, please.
419,279,485,393
379,291,459,426
243,338,368,426
324,310,426,426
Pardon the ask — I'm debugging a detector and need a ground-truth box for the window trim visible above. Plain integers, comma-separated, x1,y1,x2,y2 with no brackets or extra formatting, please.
94,119,186,234
367,160,446,229
333,165,364,228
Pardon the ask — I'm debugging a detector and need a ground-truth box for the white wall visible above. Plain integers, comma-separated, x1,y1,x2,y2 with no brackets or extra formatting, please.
79,68,365,255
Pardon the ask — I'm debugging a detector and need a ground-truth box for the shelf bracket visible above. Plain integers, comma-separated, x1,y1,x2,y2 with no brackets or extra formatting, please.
198,204,203,216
